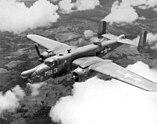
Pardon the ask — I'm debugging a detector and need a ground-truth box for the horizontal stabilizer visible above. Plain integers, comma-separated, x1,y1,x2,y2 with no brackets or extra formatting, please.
102,33,137,46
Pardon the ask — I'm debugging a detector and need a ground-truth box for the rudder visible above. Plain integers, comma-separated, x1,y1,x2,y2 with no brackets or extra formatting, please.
137,30,147,52
97,21,107,38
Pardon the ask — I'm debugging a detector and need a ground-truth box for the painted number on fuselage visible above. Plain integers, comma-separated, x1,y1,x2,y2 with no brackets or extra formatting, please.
45,68,58,77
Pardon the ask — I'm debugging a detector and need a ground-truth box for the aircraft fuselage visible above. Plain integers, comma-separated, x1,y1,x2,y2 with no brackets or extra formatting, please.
21,39,122,83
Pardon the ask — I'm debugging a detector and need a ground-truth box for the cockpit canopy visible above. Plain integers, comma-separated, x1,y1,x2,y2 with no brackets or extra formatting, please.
44,56,58,67
91,37,102,45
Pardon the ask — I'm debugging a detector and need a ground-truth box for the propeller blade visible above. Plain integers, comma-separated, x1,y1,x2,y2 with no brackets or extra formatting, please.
35,45,41,57
35,45,45,62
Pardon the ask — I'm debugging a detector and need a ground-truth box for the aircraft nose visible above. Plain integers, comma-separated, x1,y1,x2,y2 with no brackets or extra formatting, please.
21,71,30,79
21,67,37,79
21,63,49,82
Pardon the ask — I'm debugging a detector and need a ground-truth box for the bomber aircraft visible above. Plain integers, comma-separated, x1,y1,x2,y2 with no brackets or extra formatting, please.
21,21,157,92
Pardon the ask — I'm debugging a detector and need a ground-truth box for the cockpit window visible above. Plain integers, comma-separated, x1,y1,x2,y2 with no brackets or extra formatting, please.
45,61,55,67
44,56,58,67
50,61,55,67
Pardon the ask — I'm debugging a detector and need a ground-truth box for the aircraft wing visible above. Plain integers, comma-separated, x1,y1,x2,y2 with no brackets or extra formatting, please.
73,57,157,92
27,34,74,51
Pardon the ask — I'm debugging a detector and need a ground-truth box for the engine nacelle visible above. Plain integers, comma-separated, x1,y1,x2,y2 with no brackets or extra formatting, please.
39,50,56,61
41,51,49,59
72,67,90,82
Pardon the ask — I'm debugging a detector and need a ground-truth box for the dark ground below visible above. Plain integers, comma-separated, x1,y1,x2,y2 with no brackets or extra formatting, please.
1,0,157,124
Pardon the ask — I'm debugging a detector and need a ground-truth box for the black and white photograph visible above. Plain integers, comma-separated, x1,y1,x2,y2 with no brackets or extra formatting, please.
0,0,157,124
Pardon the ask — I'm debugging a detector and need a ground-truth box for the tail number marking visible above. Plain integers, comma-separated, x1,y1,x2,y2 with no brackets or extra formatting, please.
45,68,58,76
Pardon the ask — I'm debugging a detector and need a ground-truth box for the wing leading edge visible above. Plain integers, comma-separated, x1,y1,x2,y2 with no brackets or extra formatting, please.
73,57,157,92
27,34,75,51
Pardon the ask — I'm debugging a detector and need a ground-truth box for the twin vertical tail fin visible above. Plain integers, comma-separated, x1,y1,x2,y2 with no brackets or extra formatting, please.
97,21,149,52
137,30,148,52
97,21,107,38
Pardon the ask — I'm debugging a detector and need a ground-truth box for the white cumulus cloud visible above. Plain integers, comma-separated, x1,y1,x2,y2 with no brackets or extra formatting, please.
75,0,100,11
27,82,47,96
84,30,95,39
0,0,100,33
104,1,139,24
58,0,75,13
59,0,100,13
147,33,157,43
50,61,157,124
104,0,157,24
0,0,59,33
146,33,157,50
0,85,25,114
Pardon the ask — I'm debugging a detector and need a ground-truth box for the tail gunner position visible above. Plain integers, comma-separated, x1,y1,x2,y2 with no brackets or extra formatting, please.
21,21,157,92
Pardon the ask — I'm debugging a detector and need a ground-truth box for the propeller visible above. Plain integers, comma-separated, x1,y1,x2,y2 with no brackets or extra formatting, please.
35,45,40,57
35,45,44,62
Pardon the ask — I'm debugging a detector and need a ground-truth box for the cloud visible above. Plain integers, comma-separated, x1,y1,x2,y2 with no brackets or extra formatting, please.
83,30,101,44
75,0,100,11
84,30,95,39
146,33,157,50
131,0,157,10
0,0,59,33
114,0,157,9
104,0,157,24
147,33,157,43
59,0,100,13
58,0,75,13
104,1,139,24
127,61,157,81
0,0,100,33
27,82,47,96
50,61,157,124
0,85,25,114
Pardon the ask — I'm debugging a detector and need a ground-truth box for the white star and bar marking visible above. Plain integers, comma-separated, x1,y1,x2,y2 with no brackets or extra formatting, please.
116,70,142,83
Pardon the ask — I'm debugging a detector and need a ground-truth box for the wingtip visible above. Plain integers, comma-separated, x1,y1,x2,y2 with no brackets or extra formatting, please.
147,86,157,92
138,82,157,92
27,34,35,38
26,34,32,39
